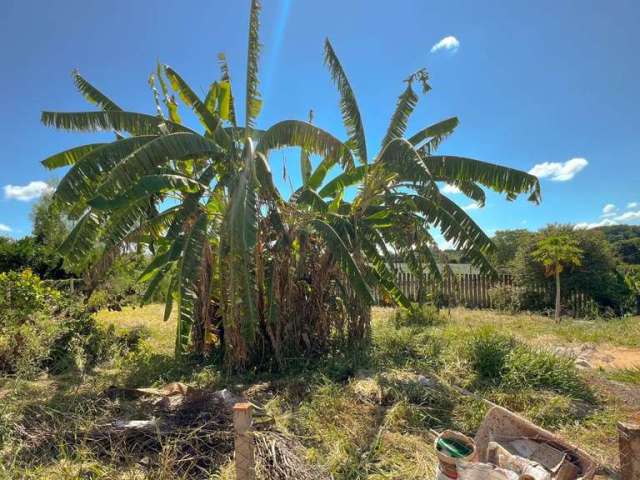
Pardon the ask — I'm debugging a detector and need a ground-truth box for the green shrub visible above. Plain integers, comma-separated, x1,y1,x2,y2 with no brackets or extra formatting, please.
87,289,109,312
465,327,517,382
488,285,521,313
488,389,581,429
502,346,592,400
0,270,144,377
394,304,443,328
0,270,62,376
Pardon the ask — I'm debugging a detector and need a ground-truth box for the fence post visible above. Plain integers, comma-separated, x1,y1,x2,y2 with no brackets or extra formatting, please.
233,402,256,480
619,422,640,480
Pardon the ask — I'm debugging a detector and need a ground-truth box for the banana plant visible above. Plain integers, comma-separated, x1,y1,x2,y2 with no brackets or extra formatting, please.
307,39,541,306
40,0,361,368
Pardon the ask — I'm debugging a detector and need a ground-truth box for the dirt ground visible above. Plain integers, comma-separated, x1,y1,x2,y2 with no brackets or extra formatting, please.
573,345,640,369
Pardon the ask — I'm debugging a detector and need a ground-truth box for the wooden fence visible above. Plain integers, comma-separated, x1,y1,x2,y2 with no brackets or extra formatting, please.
376,269,592,315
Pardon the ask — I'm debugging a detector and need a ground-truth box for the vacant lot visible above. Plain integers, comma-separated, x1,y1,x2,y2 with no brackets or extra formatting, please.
1,306,637,479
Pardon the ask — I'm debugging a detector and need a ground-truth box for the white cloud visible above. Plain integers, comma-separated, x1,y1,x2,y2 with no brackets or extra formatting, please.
4,181,53,201
602,203,616,214
574,218,617,230
628,202,638,209
431,35,460,53
441,183,461,194
528,157,588,182
614,210,640,222
575,208,640,229
462,202,481,211
0,224,11,233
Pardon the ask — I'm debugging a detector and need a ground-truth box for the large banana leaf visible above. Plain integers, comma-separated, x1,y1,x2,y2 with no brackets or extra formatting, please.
318,165,367,198
378,138,437,193
90,174,203,210
41,111,193,136
96,132,220,197
257,120,354,170
226,140,259,336
381,82,418,149
41,143,105,169
217,53,238,127
164,66,221,134
72,71,122,112
361,237,411,308
59,209,102,266
408,117,459,150
421,154,541,203
324,39,367,164
410,194,495,274
438,179,487,206
245,0,262,129
311,218,373,304
53,136,158,207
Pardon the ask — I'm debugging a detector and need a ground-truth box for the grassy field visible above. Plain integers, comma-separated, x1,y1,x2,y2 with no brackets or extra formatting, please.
1,305,638,479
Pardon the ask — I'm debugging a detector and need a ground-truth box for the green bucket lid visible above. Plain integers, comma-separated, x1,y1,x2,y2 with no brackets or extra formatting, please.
436,437,473,458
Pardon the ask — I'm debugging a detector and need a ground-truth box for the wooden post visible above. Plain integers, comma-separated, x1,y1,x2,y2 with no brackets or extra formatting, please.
233,402,255,480
619,422,640,480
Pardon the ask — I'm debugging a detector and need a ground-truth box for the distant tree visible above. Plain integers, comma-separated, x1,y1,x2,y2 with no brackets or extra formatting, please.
514,225,631,316
491,229,533,269
615,238,640,265
597,225,640,244
31,190,71,251
0,193,73,279
532,234,582,322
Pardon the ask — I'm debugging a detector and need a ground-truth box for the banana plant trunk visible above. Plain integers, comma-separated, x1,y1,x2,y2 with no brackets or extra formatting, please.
191,242,214,354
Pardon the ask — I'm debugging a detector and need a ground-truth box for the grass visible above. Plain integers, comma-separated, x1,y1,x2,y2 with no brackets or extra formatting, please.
606,366,640,385
0,305,637,478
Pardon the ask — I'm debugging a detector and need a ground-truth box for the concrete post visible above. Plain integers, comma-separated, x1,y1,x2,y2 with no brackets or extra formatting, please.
233,402,255,480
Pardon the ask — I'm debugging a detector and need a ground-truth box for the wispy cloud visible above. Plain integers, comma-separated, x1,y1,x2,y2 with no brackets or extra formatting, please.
441,183,461,194
0,224,11,233
430,35,460,54
575,208,640,229
614,210,640,222
628,202,638,209
574,218,617,230
462,202,481,211
4,181,53,201
601,203,617,217
528,157,588,182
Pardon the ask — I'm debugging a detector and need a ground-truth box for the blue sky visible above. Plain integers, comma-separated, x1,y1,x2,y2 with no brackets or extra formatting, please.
1,0,639,246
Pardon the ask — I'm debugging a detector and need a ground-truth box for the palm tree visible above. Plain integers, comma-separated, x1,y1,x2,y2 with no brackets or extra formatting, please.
40,0,541,370
532,234,582,322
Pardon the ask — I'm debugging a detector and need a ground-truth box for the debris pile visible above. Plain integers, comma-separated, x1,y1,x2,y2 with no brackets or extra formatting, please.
435,406,597,480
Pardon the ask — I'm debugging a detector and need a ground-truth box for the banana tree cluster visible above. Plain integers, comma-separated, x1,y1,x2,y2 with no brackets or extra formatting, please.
40,0,540,371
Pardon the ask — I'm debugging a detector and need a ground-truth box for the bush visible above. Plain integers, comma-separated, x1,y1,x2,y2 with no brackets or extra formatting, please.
394,304,443,328
502,346,592,400
0,270,63,376
0,270,143,377
488,285,521,313
465,327,517,382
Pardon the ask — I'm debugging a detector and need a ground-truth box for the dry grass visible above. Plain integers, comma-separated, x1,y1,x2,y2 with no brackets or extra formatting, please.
2,304,637,478
96,304,177,355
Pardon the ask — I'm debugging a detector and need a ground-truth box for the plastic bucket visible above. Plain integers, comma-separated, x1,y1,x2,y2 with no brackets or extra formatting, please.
434,430,477,479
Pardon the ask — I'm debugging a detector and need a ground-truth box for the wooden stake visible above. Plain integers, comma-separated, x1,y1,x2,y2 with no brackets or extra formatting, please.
233,402,255,480
619,422,640,480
